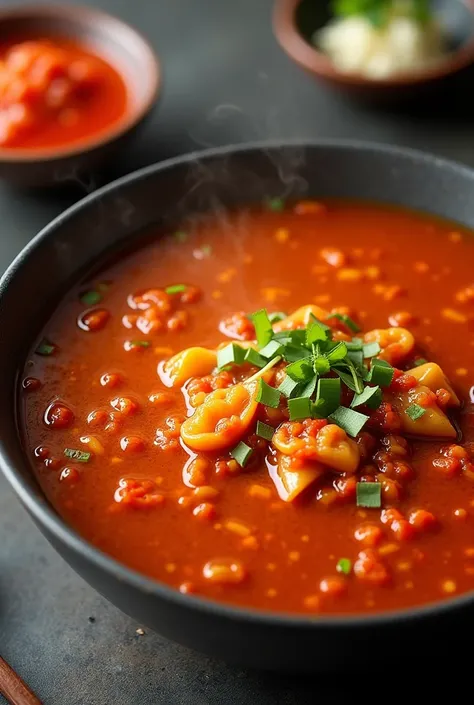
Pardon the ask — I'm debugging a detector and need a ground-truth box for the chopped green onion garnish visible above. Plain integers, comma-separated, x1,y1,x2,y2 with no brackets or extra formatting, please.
286,356,313,382
405,403,426,421
259,339,283,359
230,441,253,467
356,482,381,508
129,340,151,348
244,347,267,369
336,558,352,575
347,349,364,367
368,358,394,387
300,376,318,398
80,290,102,306
256,420,275,441
278,375,300,398
174,230,188,242
266,197,285,212
351,385,382,409
329,406,369,437
316,377,341,415
346,338,363,351
362,341,381,358
306,320,329,345
165,284,187,295
314,356,331,375
288,396,312,421
256,379,281,408
251,309,273,348
269,311,287,323
330,313,361,333
64,448,91,462
217,343,246,370
414,358,428,367
35,339,56,356
327,342,348,362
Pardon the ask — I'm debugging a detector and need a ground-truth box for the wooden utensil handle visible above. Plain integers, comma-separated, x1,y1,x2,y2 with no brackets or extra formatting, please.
0,656,42,705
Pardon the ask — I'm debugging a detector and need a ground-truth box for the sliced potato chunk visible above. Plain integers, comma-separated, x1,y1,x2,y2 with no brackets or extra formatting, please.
392,385,456,439
271,452,325,502
161,347,217,387
314,424,360,473
407,362,460,407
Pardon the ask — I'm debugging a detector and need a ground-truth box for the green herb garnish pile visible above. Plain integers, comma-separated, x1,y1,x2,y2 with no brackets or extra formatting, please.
217,308,395,438
332,0,432,28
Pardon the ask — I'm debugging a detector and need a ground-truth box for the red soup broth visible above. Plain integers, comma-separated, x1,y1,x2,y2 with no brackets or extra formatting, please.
0,37,128,150
20,201,474,615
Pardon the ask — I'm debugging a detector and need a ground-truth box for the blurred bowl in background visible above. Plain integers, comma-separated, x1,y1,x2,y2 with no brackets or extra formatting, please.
272,0,474,103
0,4,160,188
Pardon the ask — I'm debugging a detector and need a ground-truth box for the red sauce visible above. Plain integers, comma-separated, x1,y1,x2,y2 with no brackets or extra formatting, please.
20,201,474,615
0,38,128,150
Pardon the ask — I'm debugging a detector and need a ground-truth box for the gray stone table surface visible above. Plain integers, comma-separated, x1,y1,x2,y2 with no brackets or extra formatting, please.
1,0,474,702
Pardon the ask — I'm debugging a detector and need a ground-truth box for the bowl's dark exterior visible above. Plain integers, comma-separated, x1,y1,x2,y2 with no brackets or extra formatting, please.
2,141,474,671
0,5,160,188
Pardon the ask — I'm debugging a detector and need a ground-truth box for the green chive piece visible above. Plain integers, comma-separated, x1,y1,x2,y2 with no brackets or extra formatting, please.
278,375,300,398
80,290,102,306
35,339,56,356
288,396,312,421
356,482,381,508
217,343,246,370
259,339,283,359
327,342,348,362
256,420,274,441
362,341,381,358
350,385,382,409
306,320,329,345
256,379,281,408
251,309,273,348
347,350,364,367
336,558,352,575
300,376,318,398
268,311,287,323
129,340,151,348
314,356,331,375
174,230,188,242
64,448,91,462
368,358,395,387
316,377,341,415
329,406,369,437
405,403,426,421
414,358,428,367
286,356,313,382
230,441,253,467
266,197,285,212
244,347,267,369
330,313,361,333
346,338,363,351
165,284,187,295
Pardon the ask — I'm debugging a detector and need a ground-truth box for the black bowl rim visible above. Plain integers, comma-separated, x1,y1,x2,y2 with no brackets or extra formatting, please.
0,3,161,163
2,138,474,630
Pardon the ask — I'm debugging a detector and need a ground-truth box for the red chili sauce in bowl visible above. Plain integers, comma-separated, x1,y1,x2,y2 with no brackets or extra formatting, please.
20,200,474,615
0,37,128,150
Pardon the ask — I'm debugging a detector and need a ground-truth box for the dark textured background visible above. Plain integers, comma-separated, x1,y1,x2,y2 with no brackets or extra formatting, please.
1,0,474,703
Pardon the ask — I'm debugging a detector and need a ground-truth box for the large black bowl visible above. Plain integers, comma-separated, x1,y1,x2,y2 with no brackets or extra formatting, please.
2,141,474,672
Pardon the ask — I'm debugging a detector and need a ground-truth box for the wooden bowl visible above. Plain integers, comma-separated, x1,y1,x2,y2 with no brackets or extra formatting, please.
273,0,474,103
0,4,160,188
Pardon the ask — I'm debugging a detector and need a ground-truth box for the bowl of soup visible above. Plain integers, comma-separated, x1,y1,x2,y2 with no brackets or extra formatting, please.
2,141,474,671
0,4,159,187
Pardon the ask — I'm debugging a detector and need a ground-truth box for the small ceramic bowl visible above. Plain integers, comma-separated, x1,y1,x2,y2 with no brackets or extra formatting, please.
273,0,474,103
0,4,160,188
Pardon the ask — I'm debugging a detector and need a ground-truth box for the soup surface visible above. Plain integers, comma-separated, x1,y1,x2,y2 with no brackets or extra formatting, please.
0,37,128,150
21,200,474,615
